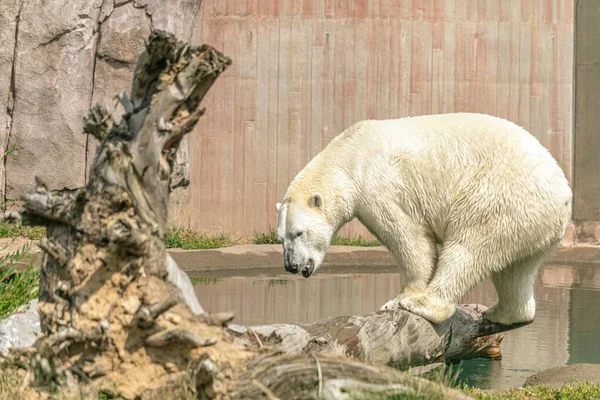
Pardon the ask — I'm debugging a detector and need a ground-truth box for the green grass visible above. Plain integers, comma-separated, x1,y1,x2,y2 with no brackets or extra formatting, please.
253,229,280,244
0,223,46,240
461,382,600,400
0,244,40,319
0,223,382,250
190,276,218,285
252,228,381,247
331,235,381,247
421,362,463,389
418,363,600,400
165,227,234,250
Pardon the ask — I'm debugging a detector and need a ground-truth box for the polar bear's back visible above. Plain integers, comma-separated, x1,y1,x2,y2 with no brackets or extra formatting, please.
332,113,572,249
351,113,553,166
339,113,566,185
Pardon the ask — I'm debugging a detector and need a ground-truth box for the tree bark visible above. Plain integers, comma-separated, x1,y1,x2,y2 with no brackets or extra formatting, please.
229,303,527,369
0,30,527,399
2,31,240,399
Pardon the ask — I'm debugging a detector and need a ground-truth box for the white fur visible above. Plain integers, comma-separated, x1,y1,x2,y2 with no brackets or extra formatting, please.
275,113,572,325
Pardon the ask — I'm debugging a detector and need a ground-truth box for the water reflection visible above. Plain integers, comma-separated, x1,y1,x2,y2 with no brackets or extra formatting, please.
193,262,600,390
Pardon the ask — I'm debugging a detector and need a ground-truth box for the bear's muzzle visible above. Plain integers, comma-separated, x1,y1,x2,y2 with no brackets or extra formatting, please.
301,259,315,278
284,253,300,274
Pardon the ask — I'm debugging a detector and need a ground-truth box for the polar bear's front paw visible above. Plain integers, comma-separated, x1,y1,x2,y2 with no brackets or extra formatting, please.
379,285,428,311
379,297,403,311
396,291,456,324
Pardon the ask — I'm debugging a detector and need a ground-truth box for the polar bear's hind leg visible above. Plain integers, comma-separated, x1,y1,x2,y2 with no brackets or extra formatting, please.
483,251,548,325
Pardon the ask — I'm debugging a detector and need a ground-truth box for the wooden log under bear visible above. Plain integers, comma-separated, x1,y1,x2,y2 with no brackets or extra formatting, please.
228,303,526,369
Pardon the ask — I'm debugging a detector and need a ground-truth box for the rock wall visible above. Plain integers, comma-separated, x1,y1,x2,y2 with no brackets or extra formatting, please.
0,0,202,224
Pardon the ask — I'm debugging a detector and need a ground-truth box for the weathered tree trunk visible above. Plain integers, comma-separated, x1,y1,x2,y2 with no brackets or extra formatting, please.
3,31,243,398
0,31,527,399
229,303,524,369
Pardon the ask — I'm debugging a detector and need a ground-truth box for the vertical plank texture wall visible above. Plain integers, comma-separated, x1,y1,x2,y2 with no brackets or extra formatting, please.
188,0,574,236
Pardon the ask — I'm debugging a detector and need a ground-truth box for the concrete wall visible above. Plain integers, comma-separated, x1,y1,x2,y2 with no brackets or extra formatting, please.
573,0,600,221
0,1,580,236
188,0,575,235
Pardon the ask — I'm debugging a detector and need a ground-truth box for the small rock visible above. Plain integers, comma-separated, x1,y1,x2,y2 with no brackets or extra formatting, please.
524,363,600,389
0,299,41,352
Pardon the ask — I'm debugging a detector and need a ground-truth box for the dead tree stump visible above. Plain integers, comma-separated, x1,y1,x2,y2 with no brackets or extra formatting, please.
1,31,247,398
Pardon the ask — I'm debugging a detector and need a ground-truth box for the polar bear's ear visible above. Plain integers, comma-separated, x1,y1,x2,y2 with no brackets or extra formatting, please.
275,202,282,213
309,193,323,209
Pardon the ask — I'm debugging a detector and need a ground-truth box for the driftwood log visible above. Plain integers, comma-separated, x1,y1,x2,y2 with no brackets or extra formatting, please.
230,303,526,370
0,30,528,399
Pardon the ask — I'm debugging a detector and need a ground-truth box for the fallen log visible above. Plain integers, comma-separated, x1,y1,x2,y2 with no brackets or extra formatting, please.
229,304,527,369
0,29,526,399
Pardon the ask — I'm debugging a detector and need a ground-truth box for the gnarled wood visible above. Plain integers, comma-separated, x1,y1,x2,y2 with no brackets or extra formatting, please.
1,31,238,399
230,304,524,369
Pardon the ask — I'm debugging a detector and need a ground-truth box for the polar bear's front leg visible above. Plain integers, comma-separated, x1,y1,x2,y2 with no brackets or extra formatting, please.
379,273,434,311
377,219,438,312
396,291,456,323
380,267,455,323
398,239,501,324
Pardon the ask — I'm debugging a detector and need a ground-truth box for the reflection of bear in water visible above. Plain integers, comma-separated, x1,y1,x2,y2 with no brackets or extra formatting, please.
275,113,572,326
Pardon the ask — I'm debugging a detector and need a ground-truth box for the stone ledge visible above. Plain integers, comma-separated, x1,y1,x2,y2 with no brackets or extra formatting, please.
169,245,396,276
3,226,600,276
170,244,600,276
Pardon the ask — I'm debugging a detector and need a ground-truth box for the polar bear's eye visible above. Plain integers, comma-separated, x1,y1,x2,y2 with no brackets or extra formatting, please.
295,231,303,238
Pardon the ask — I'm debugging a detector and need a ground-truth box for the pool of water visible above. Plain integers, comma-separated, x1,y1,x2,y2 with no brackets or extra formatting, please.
192,262,600,391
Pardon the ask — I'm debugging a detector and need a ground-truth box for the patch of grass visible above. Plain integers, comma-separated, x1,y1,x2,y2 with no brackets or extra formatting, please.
0,223,46,240
421,362,463,389
461,382,600,400
253,229,279,244
330,235,381,247
190,277,219,285
165,227,234,250
0,244,40,319
252,228,381,247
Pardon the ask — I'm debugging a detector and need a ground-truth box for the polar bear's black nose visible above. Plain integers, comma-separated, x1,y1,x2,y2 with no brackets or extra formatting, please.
284,256,300,273
301,266,313,278
301,259,315,278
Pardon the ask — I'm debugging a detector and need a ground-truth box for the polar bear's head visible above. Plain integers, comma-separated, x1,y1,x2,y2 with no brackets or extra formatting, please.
275,194,335,278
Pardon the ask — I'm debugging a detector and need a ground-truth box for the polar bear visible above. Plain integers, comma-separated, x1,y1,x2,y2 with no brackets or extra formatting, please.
275,113,572,326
